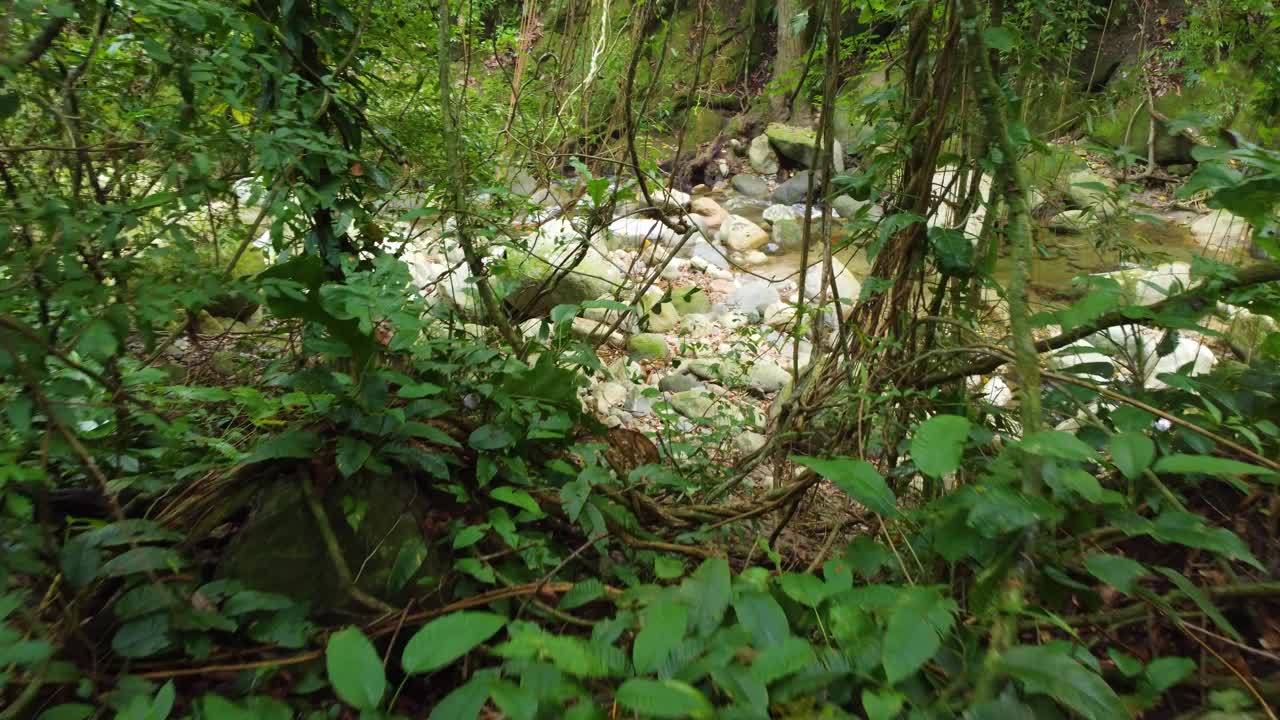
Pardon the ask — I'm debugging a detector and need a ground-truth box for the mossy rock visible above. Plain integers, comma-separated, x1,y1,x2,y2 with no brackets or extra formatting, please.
220,474,438,611
503,220,625,317
684,107,725,146
640,290,681,332
765,123,845,172
627,333,670,360
669,286,711,315
1088,61,1270,164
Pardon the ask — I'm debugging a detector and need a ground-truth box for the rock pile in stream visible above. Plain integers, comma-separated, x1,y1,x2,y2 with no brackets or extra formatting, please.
375,141,1262,463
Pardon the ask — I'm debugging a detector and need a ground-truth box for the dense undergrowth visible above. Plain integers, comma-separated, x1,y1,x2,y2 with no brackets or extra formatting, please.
2,0,1279,718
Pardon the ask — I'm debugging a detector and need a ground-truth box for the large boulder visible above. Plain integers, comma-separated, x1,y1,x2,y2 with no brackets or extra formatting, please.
731,174,770,199
746,358,791,395
1190,210,1253,253
627,333,670,360
717,215,769,252
748,135,780,174
685,107,725,146
689,197,729,231
729,278,781,314
669,286,712,315
771,171,821,205
771,217,807,252
504,219,624,316
765,123,845,172
803,257,862,304
1095,262,1192,307
640,290,682,332
607,218,682,249
763,204,800,223
1065,169,1120,213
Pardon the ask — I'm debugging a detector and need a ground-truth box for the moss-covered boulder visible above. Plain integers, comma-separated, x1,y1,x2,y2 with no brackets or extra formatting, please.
503,219,624,317
1088,62,1274,165
640,290,681,332
765,123,845,172
684,107,725,146
669,286,711,315
628,332,670,360
220,475,435,610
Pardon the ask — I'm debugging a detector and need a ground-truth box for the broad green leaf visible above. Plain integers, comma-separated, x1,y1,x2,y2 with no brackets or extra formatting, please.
405,421,462,447
1017,431,1098,461
335,436,372,478
1051,467,1105,503
550,304,581,324
455,557,496,583
776,573,833,609
490,486,543,516
862,690,906,720
883,601,939,684
1084,553,1147,594
655,555,685,579
103,547,182,576
615,679,713,719
244,430,321,464
60,536,102,588
398,381,443,398
402,611,507,674
927,227,974,276
37,704,95,720
910,415,971,477
792,456,897,516
1000,644,1128,720
469,424,514,450
1109,432,1155,479
684,558,731,636
199,696,253,720
428,677,491,720
325,627,386,710
1153,454,1277,478
1157,567,1241,641
732,591,789,648
1144,656,1195,693
387,536,428,594
633,601,688,674
750,636,815,685
452,525,488,549
1147,511,1262,569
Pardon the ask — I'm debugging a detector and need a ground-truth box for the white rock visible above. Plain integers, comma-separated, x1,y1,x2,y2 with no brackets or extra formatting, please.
763,301,798,328
748,135,780,174
608,218,681,248
689,197,729,230
747,359,791,394
762,204,800,223
742,250,769,267
717,215,770,252
647,188,691,213
1190,210,1252,252
729,279,782,314
734,431,768,455
803,257,862,304
1096,262,1193,306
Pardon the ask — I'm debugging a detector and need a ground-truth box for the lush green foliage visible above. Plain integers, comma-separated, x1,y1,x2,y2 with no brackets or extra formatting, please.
1,0,1278,718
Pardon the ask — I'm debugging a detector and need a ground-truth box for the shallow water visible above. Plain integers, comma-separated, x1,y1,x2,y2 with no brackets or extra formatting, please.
726,203,1214,308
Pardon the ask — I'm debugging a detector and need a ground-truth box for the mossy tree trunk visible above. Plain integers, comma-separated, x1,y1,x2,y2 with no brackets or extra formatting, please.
770,0,813,122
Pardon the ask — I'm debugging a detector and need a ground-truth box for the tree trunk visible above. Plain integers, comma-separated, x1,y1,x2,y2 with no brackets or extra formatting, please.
770,0,812,122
